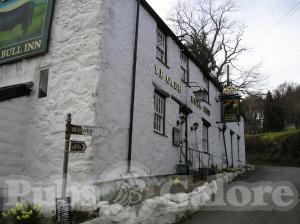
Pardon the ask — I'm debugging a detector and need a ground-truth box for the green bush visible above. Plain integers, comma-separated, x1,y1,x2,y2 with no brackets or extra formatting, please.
246,130,300,166
2,202,42,224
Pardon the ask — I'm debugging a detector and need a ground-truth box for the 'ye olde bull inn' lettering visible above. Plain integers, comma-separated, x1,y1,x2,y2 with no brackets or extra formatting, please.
0,40,42,59
154,65,182,93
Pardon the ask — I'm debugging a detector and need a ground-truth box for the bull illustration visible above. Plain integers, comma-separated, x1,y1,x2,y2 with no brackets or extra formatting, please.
0,0,35,34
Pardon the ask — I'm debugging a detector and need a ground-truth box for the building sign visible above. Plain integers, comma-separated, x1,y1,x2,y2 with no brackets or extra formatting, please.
191,96,211,116
0,0,55,65
70,141,87,153
56,197,71,222
223,86,238,95
220,85,241,122
221,96,241,123
191,96,201,109
154,65,182,93
70,125,102,136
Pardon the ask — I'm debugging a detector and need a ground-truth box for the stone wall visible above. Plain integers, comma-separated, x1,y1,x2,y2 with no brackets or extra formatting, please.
0,0,104,204
81,169,251,224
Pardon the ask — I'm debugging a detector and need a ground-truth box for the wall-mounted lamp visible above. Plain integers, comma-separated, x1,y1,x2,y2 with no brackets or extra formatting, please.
191,122,199,131
177,115,186,126
187,81,208,102
193,89,208,102
217,123,227,132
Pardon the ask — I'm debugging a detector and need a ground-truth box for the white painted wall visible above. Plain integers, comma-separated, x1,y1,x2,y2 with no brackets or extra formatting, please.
0,0,104,194
0,0,246,209
96,0,246,177
0,97,29,181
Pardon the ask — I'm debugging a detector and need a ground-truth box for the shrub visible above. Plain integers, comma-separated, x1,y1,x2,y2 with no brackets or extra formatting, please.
246,130,300,166
1,202,42,224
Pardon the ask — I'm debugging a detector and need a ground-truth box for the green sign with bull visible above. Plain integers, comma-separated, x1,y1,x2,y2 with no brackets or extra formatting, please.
0,0,55,65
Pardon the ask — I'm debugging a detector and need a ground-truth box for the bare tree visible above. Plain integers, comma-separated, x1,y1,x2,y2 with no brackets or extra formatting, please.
168,0,266,94
241,93,265,133
230,63,267,95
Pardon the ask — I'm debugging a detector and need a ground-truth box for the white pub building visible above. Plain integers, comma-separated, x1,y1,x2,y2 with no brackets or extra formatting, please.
0,0,245,208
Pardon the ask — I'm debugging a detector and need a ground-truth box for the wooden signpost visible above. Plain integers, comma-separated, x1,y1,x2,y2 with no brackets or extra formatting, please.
58,113,104,222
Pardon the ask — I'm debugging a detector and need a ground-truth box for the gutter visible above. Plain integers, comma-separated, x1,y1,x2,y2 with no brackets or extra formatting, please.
127,0,140,173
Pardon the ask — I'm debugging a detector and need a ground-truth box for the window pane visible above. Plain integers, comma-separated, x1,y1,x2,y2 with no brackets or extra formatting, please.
203,126,208,139
202,124,209,152
181,68,187,81
180,53,187,69
38,69,49,98
203,76,209,102
180,53,188,81
154,92,165,134
156,29,166,63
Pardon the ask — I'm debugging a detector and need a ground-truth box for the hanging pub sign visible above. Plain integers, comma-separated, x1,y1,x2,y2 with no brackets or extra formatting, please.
220,86,241,123
0,0,55,65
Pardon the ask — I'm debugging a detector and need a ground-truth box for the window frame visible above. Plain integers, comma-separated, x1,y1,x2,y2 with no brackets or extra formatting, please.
153,91,166,135
203,76,210,103
180,52,189,83
202,119,210,153
156,28,167,65
172,127,180,146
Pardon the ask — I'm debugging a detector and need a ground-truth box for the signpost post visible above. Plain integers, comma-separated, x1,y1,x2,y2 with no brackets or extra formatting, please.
61,113,71,198
58,113,106,222
57,113,72,223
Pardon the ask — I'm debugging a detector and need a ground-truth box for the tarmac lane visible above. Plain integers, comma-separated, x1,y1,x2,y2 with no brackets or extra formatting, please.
182,166,300,224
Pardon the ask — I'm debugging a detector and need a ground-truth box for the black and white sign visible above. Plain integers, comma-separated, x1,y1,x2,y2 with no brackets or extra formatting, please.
56,197,71,222
70,141,87,153
70,125,103,136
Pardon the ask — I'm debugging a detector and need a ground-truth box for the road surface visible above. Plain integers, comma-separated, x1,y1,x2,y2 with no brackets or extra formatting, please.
182,166,300,224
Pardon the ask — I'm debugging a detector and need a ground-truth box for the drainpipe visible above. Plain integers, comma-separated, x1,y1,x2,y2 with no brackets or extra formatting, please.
230,130,234,168
127,0,140,173
222,124,229,168
185,116,188,166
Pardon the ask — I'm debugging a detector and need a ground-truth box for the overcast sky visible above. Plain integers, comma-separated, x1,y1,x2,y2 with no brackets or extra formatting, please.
147,0,300,91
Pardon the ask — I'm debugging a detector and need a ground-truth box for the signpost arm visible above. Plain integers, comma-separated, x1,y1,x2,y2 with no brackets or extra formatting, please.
62,113,71,198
